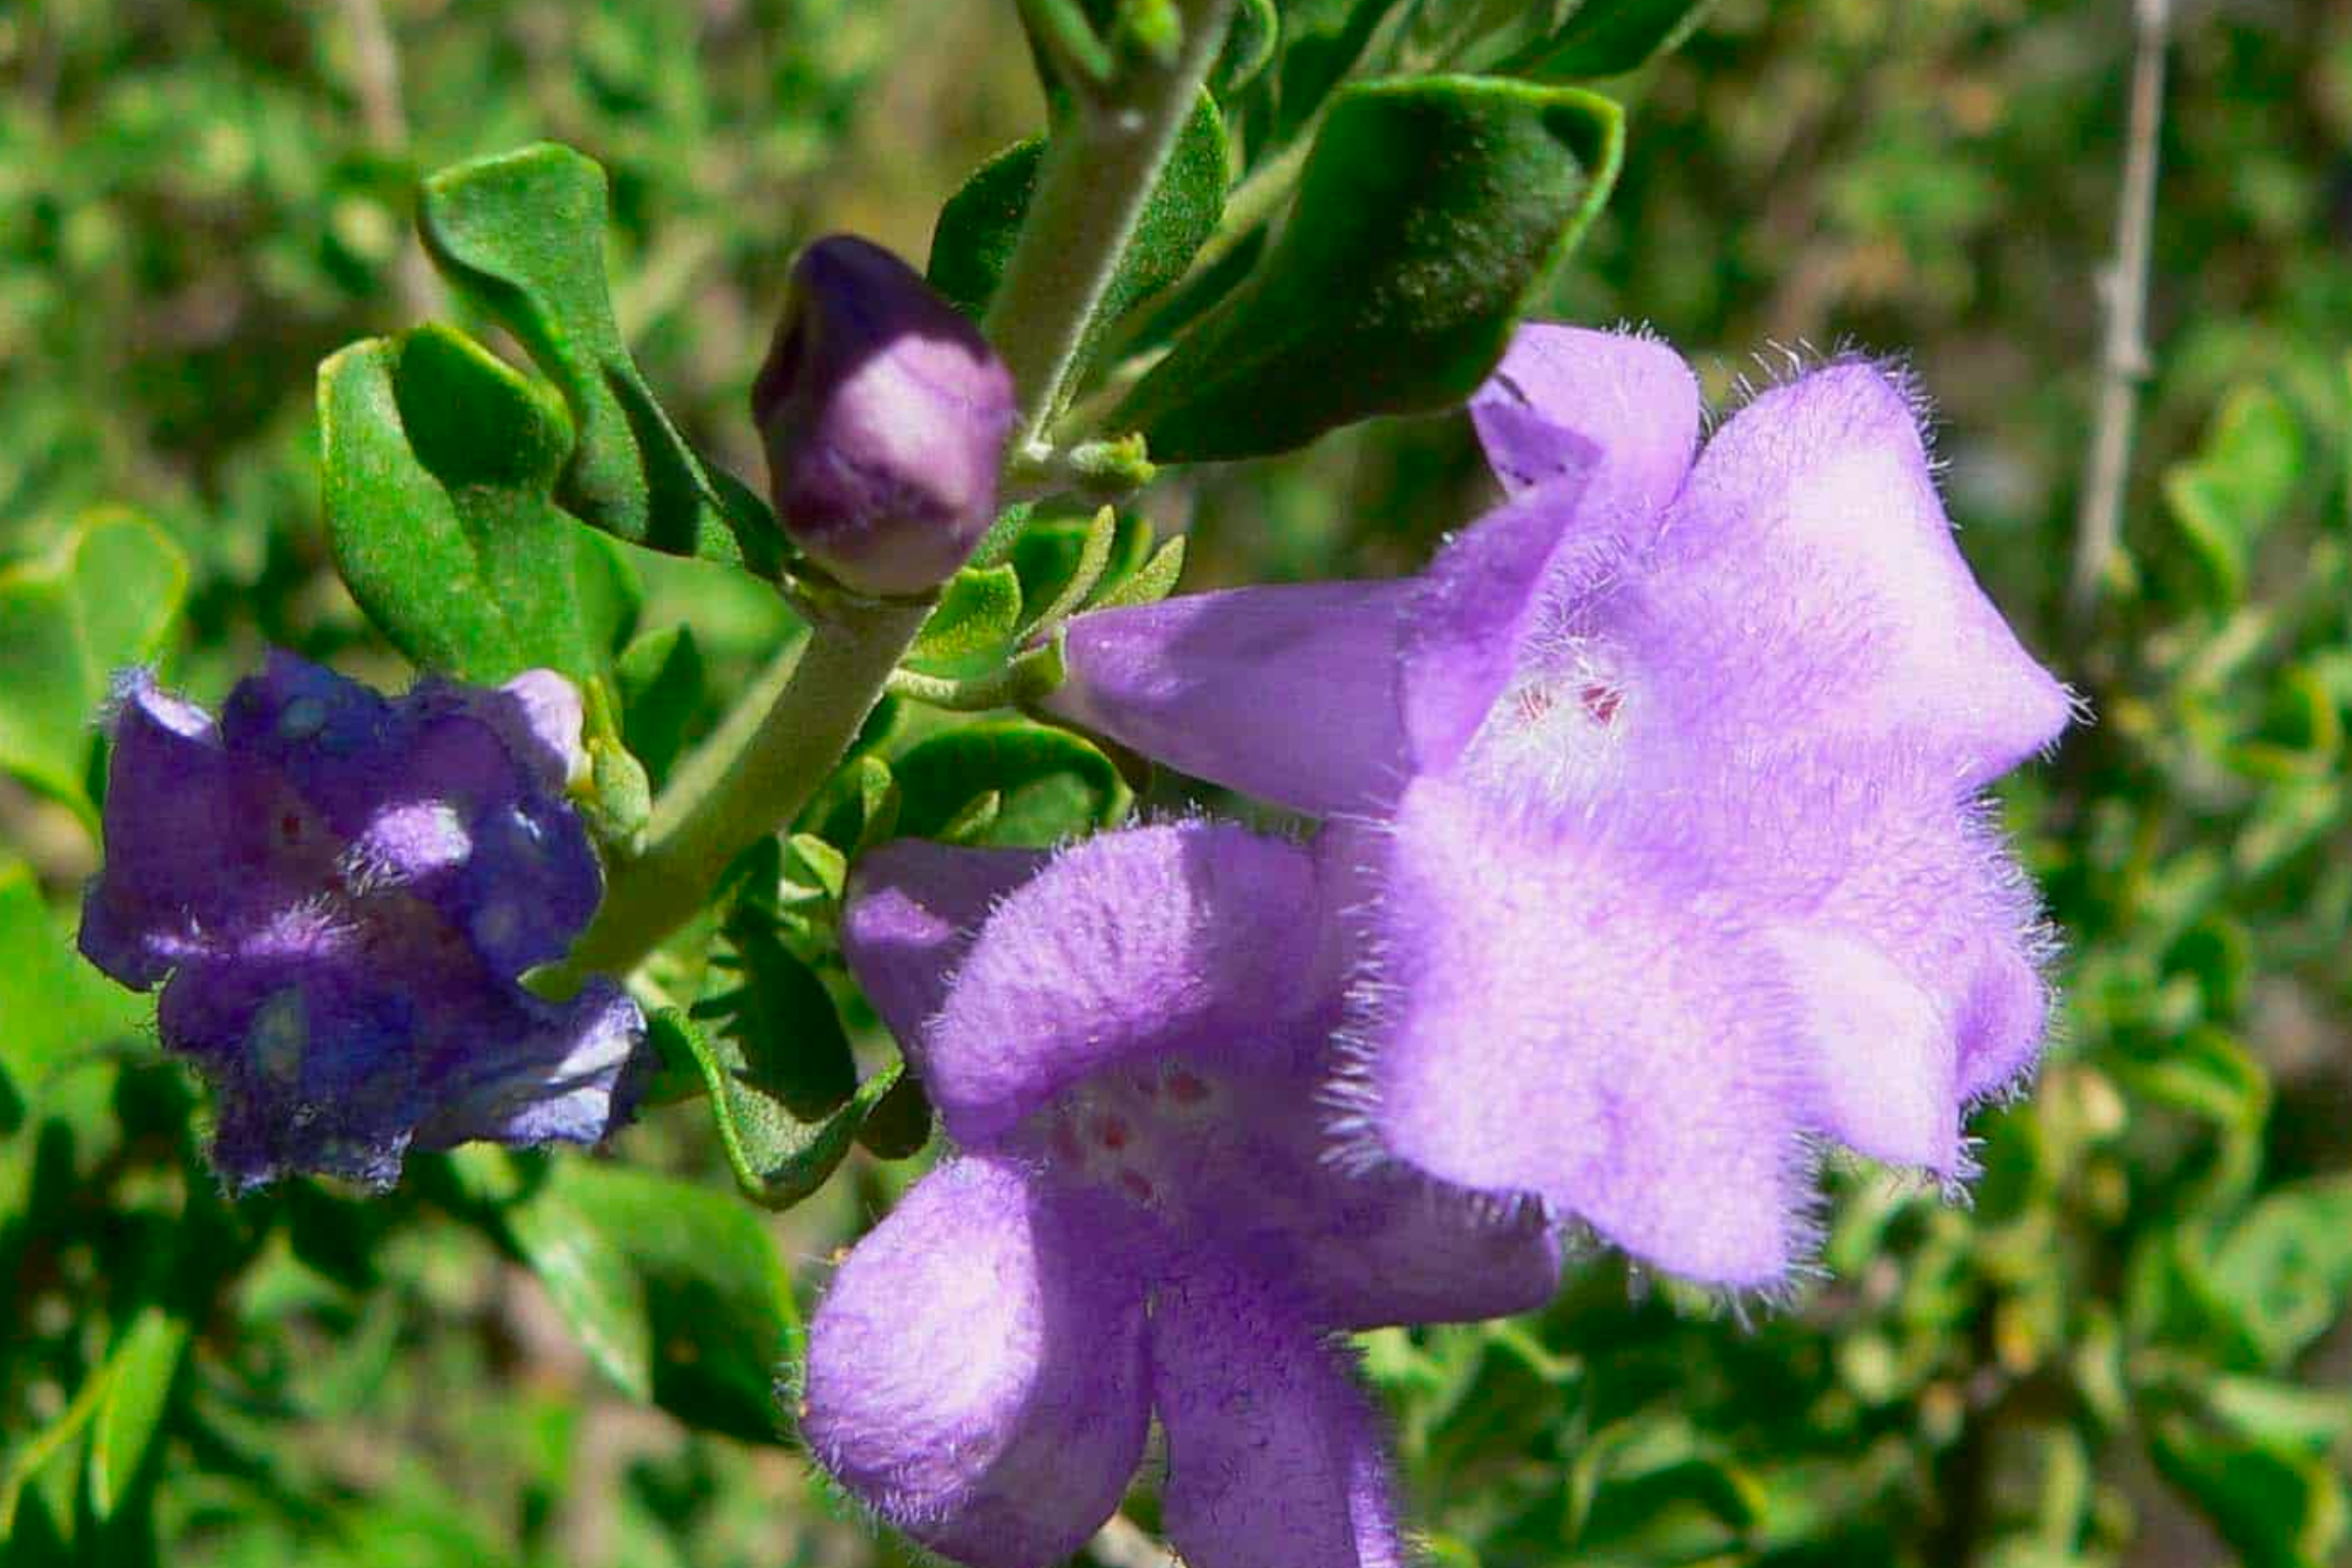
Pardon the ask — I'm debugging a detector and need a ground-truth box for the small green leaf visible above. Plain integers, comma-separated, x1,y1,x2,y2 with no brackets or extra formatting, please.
2166,383,2304,605
1115,77,1623,460
1089,533,1187,610
87,1308,188,1520
504,1154,797,1443
892,719,1132,847
698,921,858,1122
614,623,711,790
1021,506,1119,628
0,510,188,830
417,143,781,572
1502,0,1723,80
2151,1415,2348,1568
853,1070,934,1159
1273,0,1397,140
936,789,1005,844
319,327,633,686
656,1008,906,1212
927,92,1230,381
908,564,1026,678
0,863,149,1129
2207,1175,2352,1369
785,833,849,901
1213,0,1279,93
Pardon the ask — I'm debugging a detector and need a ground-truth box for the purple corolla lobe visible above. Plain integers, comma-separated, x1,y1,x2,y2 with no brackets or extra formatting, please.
79,653,641,1189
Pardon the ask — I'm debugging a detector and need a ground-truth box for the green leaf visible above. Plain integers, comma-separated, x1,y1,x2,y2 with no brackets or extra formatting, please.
0,1304,185,1543
2206,1175,2352,1368
852,1070,934,1159
1113,77,1623,460
908,564,1025,678
614,623,710,790
1089,532,1187,609
504,1155,797,1443
0,510,188,830
1014,506,1119,629
1272,0,1397,140
319,326,635,686
1213,0,1279,94
2151,1415,2348,1568
1503,0,1723,80
927,93,1229,377
891,719,1132,847
416,143,781,573
0,862,149,1130
86,1308,188,1520
697,921,858,1122
2166,383,2304,605
655,1008,904,1211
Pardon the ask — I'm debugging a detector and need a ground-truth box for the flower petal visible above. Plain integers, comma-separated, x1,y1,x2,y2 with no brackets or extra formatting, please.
803,1157,1151,1568
839,840,1051,1047
921,822,1330,1142
81,671,324,988
1398,476,1614,779
1046,583,1416,816
1291,1162,1563,1329
1470,324,1700,513
1697,750,2055,1168
1360,775,1813,1288
413,977,644,1150
1633,361,2072,785
1152,1267,1405,1568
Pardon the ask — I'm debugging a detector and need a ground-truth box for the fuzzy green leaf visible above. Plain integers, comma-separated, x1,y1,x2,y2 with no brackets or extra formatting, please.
417,143,780,573
0,510,188,831
1505,0,1723,80
1113,77,1623,460
891,718,1131,847
320,326,640,686
504,1155,798,1444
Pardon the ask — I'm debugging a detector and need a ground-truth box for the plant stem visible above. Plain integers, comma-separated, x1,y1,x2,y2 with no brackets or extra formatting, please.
985,0,1240,448
2067,0,2171,621
563,0,1236,984
564,597,930,980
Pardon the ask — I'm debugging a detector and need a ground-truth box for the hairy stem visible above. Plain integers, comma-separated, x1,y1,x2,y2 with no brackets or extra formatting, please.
985,0,1240,447
564,598,930,980
2067,0,2171,620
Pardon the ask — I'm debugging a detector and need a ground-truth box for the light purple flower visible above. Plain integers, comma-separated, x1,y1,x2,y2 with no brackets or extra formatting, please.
1042,327,2073,1288
751,234,1019,597
79,652,642,1190
810,822,1561,1568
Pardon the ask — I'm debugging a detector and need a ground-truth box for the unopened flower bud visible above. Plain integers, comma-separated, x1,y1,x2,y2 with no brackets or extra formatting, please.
752,235,1018,597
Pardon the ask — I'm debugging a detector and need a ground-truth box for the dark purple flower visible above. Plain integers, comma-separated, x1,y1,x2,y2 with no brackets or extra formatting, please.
752,235,1018,597
1040,327,2074,1288
79,653,642,1190
810,824,1560,1568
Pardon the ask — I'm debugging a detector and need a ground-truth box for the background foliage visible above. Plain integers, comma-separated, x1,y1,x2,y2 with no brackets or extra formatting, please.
4,1,2351,1564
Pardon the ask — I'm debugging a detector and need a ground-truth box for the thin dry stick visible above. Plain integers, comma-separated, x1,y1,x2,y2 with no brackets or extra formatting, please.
335,0,437,319
2067,0,2173,619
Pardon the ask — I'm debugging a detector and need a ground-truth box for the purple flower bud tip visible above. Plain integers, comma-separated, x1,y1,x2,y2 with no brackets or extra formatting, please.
752,234,1018,598
79,655,643,1191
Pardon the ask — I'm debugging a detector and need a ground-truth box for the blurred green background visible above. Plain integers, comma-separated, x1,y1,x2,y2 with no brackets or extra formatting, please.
6,0,2352,1564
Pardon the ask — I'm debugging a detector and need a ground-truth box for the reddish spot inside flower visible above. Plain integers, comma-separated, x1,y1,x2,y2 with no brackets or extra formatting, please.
1580,684,1623,725
1163,1069,1211,1106
280,813,304,845
1119,1170,1156,1203
1511,686,1557,724
1094,1113,1130,1151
